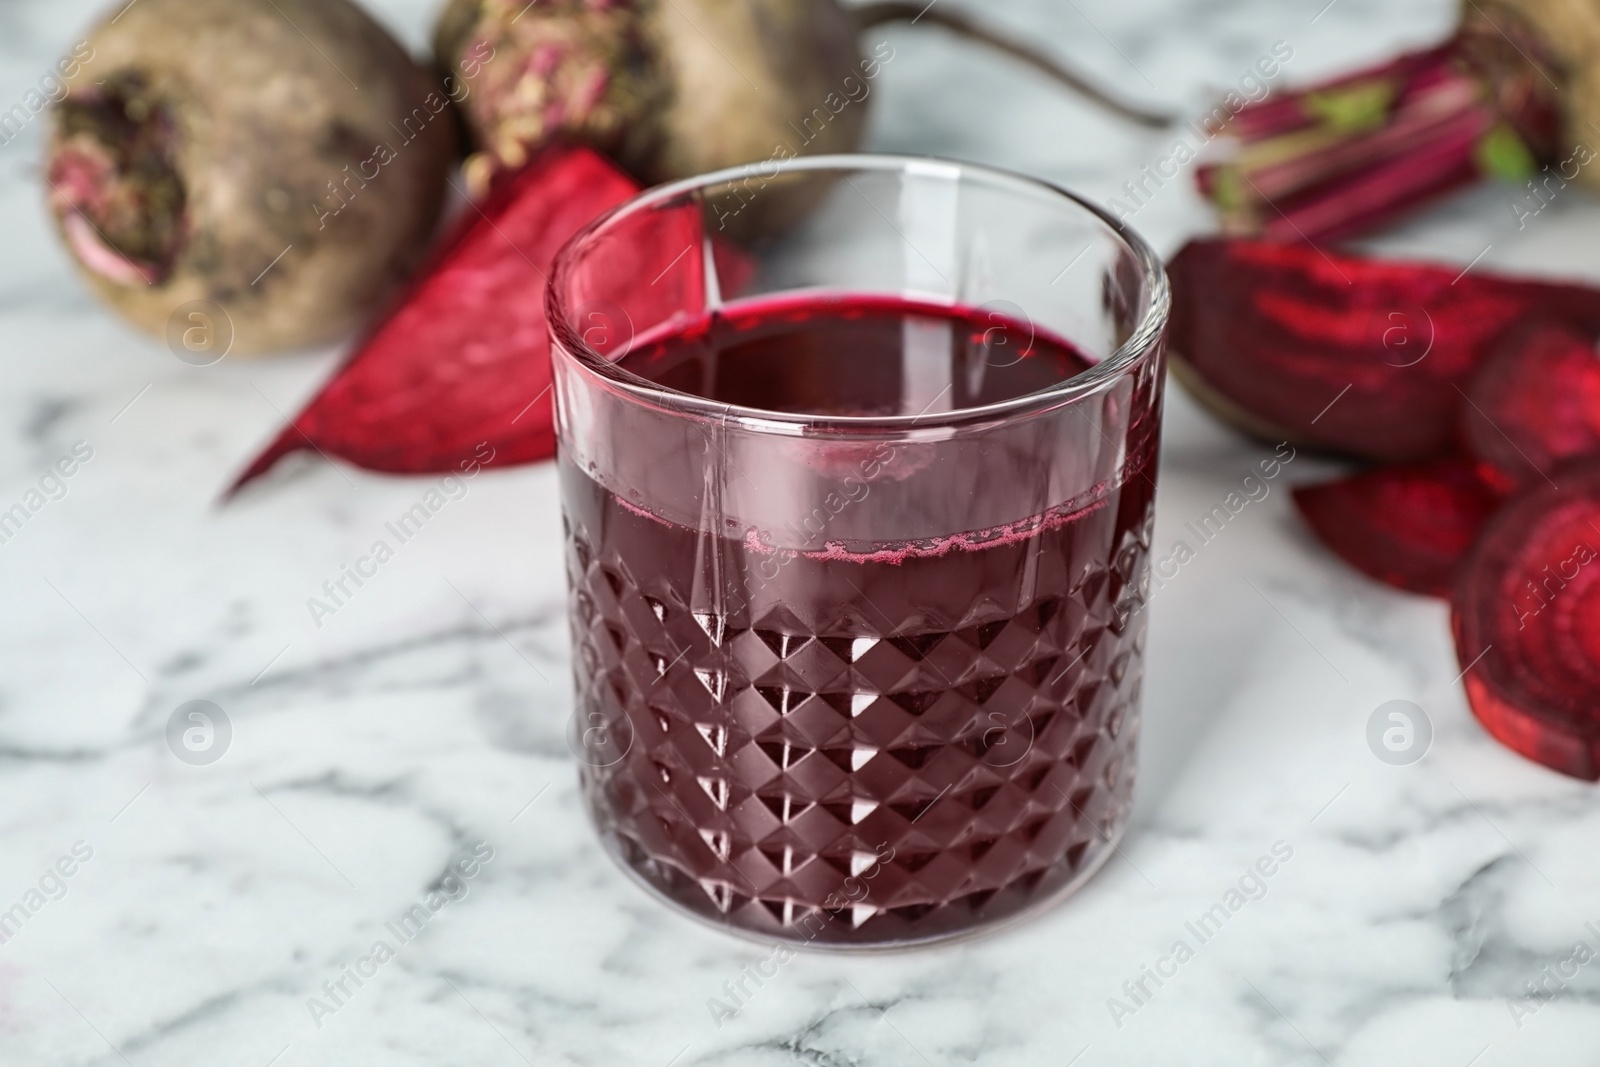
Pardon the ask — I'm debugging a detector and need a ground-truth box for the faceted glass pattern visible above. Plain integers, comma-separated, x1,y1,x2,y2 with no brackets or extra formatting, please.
567,499,1152,947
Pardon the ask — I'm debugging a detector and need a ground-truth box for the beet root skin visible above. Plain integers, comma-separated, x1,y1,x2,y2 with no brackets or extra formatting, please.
1167,238,1600,462
436,0,672,181
48,0,455,354
1293,457,1504,597
1453,459,1600,779
435,0,868,187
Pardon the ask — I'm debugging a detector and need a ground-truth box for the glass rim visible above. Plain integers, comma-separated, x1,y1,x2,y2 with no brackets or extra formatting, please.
548,153,1170,437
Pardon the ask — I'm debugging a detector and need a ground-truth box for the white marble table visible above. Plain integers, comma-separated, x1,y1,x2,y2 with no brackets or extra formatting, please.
4,0,1600,1064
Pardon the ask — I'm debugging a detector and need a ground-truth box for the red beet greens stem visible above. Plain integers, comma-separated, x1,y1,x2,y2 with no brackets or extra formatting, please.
1196,36,1554,242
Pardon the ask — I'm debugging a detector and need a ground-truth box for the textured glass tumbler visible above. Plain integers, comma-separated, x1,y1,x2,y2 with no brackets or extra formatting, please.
549,155,1169,948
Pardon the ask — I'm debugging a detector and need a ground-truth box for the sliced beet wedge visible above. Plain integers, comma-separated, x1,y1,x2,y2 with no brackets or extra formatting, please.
1293,457,1502,596
1462,319,1600,490
230,147,644,489
1168,238,1600,463
1454,461,1600,779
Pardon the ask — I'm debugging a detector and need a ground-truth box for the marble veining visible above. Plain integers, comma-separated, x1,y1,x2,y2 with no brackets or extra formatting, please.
3,0,1600,1063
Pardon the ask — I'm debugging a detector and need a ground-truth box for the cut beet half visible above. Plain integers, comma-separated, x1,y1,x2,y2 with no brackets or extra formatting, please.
1167,238,1600,463
229,146,640,489
1453,461,1600,779
1462,319,1600,491
1293,457,1503,597
228,145,749,492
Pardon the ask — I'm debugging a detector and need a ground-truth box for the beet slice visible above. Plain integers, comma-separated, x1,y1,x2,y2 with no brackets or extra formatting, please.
1462,319,1600,491
1292,457,1503,597
1454,461,1600,779
1168,238,1600,463
230,146,662,489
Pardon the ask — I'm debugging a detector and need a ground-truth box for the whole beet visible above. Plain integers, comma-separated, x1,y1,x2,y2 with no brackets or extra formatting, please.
47,0,456,354
434,0,870,187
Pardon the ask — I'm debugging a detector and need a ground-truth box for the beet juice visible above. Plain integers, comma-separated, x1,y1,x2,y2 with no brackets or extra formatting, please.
560,294,1157,945
550,156,1168,946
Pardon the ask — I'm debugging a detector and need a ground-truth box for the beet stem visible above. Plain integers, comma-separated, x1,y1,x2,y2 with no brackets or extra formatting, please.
1197,37,1545,240
853,1,1175,128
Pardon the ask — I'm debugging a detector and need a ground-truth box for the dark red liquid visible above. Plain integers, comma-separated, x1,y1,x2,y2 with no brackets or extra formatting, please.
563,295,1155,944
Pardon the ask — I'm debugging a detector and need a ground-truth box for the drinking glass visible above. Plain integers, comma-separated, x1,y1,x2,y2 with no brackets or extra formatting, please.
549,155,1169,947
